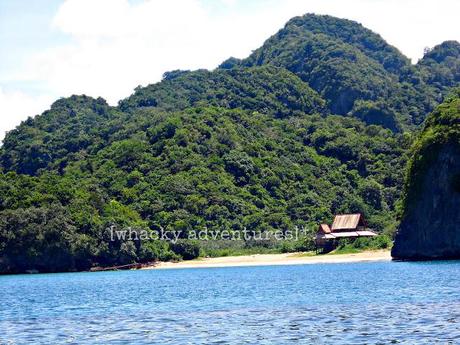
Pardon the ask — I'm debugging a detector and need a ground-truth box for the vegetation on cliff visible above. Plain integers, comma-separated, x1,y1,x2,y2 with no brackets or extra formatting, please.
399,90,460,213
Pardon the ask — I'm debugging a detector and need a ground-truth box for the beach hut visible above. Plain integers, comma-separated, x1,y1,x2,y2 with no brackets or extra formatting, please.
315,213,377,252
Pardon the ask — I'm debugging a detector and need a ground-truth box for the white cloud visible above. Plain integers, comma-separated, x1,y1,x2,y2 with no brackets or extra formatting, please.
11,0,295,111
0,88,54,143
1,0,459,142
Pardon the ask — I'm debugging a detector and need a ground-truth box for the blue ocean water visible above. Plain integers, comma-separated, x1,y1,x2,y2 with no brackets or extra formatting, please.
1,261,459,344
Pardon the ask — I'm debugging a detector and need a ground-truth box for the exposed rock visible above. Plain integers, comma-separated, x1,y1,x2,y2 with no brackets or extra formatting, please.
392,93,460,260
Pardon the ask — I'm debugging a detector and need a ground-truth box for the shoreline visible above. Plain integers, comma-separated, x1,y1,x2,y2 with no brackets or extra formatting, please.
143,250,392,270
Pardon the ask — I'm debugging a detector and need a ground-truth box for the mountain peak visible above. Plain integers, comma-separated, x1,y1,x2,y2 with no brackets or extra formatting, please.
422,40,460,63
242,14,424,124
281,13,410,74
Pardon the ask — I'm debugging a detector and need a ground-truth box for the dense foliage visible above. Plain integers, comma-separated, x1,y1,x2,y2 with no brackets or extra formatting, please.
0,14,459,273
0,103,410,272
119,66,326,116
400,89,460,213
417,41,460,98
241,14,452,127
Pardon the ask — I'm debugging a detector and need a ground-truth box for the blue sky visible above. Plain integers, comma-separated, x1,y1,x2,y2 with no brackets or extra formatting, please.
0,1,62,90
1,0,459,141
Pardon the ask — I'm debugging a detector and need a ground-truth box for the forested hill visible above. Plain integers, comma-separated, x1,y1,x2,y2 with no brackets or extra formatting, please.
0,14,459,273
241,14,459,127
417,41,460,97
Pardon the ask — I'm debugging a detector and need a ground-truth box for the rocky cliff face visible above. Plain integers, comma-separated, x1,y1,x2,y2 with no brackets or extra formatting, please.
392,144,460,259
392,93,460,260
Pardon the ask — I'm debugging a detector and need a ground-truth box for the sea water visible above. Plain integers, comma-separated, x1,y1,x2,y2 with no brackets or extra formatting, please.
1,261,459,344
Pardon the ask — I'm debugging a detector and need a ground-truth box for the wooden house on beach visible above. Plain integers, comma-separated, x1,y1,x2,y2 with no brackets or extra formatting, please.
315,213,377,252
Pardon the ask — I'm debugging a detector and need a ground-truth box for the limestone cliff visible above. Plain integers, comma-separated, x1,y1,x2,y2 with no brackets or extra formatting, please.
392,92,460,260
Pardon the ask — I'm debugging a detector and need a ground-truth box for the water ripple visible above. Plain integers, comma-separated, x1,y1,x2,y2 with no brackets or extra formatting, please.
0,261,459,344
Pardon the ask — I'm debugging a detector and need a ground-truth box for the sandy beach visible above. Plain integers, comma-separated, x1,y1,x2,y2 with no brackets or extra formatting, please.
145,250,391,270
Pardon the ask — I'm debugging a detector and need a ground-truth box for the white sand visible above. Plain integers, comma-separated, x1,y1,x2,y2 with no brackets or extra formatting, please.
143,250,391,270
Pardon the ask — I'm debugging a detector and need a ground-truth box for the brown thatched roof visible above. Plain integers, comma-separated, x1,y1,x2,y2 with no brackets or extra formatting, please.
316,233,336,240
330,232,360,238
318,224,331,234
356,230,377,237
331,214,364,231
316,230,377,240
